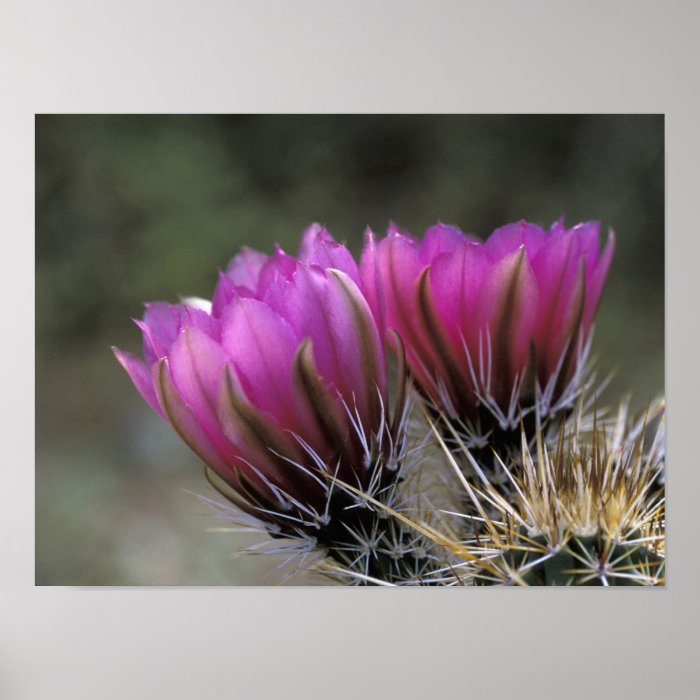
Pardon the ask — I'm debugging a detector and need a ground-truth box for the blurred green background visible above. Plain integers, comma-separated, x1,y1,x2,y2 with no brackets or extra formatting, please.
35,115,664,585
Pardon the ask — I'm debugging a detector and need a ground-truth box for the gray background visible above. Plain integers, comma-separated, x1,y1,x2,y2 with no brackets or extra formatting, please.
3,0,699,698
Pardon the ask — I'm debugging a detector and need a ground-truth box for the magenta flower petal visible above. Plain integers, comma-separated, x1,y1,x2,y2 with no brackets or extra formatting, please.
167,327,227,429
359,227,386,338
376,230,423,335
213,247,273,317
211,271,239,319
112,347,164,418
360,225,449,393
531,227,579,300
530,229,586,374
298,224,361,286
221,296,302,431
420,223,469,263
287,268,352,393
256,246,297,297
224,246,269,291
475,247,539,385
429,241,494,349
485,220,548,260
583,230,615,330
325,268,385,418
570,221,602,274
290,336,358,474
377,229,441,384
268,265,384,425
181,305,221,341
138,302,182,364
414,267,474,410
298,223,333,257
152,357,233,475
167,327,243,466
216,364,308,486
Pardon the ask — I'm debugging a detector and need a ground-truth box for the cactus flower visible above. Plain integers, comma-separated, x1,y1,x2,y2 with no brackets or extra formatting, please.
114,226,392,530
361,219,614,431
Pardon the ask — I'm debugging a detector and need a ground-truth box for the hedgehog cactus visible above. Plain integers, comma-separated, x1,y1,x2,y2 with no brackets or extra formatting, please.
115,219,665,586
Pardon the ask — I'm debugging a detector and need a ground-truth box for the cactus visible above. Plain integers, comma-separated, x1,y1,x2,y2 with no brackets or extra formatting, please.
116,220,665,586
405,397,666,586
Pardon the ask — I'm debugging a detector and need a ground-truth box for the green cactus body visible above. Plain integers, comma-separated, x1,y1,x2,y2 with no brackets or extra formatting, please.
474,532,664,586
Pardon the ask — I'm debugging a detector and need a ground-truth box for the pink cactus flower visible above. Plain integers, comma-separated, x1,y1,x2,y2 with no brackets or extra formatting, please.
114,226,394,530
361,219,614,433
